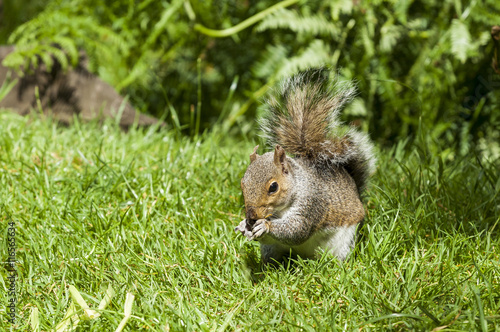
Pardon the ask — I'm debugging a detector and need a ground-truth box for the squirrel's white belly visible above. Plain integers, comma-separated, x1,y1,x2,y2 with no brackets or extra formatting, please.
292,225,357,261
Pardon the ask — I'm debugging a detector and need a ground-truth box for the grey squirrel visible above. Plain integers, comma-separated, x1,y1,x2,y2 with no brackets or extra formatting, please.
235,69,376,263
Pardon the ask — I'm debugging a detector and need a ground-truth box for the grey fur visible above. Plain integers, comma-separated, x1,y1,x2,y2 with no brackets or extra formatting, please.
237,69,376,263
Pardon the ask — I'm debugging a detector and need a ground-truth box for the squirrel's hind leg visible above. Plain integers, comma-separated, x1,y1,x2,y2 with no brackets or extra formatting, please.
260,243,290,265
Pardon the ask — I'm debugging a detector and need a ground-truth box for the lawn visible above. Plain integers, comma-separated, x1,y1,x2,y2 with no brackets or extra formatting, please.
0,110,499,331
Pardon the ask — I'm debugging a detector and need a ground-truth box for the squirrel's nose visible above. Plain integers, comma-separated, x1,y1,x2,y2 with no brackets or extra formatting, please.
246,208,258,222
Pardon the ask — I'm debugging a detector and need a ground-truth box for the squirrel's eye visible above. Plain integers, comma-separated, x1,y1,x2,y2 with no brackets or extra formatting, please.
268,181,279,194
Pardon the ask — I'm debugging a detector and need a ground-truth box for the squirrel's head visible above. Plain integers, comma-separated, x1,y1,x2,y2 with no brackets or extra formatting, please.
241,145,292,223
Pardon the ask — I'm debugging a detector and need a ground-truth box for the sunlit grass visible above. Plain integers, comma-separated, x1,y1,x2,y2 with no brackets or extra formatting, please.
0,111,499,331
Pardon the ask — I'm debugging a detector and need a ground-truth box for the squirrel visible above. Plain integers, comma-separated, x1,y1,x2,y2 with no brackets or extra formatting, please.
235,68,376,264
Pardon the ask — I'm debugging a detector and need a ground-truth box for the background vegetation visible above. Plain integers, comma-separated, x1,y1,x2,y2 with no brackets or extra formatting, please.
2,0,500,158
0,0,499,330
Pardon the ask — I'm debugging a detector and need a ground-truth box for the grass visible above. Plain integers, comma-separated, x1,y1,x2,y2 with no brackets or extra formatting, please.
0,110,499,331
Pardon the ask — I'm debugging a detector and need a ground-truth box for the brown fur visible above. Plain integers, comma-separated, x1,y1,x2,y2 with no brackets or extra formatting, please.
260,68,375,193
236,69,376,263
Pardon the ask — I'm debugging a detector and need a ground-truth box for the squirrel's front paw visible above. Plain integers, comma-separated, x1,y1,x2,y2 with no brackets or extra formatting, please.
249,219,270,241
235,219,252,238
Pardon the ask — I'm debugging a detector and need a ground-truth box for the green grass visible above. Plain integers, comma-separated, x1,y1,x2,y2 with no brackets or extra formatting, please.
0,110,499,331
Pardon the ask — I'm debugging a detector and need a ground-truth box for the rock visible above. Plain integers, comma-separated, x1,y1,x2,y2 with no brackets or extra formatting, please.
0,45,162,129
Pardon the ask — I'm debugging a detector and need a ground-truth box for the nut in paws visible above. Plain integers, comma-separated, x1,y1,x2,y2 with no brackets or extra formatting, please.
249,219,269,241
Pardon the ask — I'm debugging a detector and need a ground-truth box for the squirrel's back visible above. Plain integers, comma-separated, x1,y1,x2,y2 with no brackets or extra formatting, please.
260,69,376,194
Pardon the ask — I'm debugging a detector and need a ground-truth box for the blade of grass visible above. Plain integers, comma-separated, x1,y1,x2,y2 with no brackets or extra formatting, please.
472,286,488,332
98,284,115,310
68,285,98,319
30,307,40,332
115,292,135,332
55,302,80,332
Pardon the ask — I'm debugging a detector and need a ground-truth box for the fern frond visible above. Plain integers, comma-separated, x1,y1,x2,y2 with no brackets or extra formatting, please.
38,45,56,71
51,36,79,66
329,0,353,20
275,39,332,79
449,19,471,64
256,8,340,38
469,2,500,25
379,21,404,53
253,44,289,79
5,6,129,76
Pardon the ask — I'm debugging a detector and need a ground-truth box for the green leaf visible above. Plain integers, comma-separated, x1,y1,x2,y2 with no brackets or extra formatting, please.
68,285,98,319
115,292,135,332
449,19,471,63
256,8,340,38
30,307,40,332
0,72,18,103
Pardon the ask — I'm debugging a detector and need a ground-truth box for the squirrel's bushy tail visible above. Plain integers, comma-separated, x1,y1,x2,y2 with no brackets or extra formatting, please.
260,68,376,193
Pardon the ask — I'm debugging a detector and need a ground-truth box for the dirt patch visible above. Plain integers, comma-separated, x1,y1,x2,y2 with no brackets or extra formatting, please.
0,45,163,129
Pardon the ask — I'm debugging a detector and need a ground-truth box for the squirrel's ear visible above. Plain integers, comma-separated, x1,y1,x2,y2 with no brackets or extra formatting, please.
250,145,259,163
273,145,289,174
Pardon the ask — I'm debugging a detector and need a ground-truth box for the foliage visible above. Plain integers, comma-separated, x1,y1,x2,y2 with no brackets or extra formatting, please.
3,4,128,75
0,111,498,330
0,0,46,44
2,0,270,135
252,0,500,160
2,1,500,154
